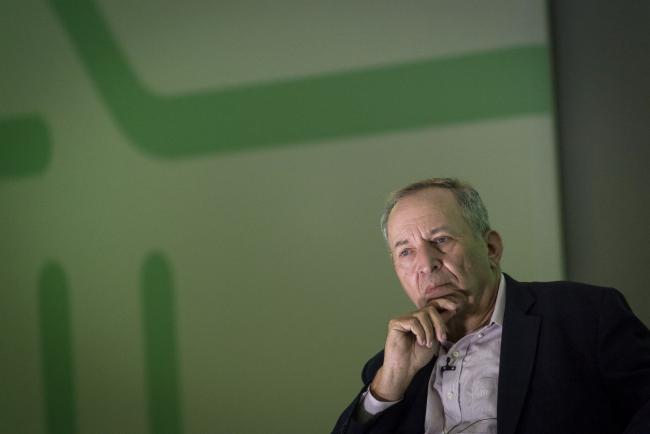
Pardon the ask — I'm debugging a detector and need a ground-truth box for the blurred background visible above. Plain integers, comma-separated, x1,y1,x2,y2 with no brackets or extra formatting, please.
0,0,647,433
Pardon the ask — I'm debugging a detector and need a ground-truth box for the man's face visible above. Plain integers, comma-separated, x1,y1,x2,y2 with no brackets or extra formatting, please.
386,188,502,317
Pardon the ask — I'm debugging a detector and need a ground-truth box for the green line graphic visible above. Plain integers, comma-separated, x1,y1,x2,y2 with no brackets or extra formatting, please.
38,262,77,434
0,2,552,177
141,253,183,434
49,0,550,158
0,115,51,178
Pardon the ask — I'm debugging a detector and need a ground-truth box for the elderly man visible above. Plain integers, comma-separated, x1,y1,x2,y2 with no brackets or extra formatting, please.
332,178,650,434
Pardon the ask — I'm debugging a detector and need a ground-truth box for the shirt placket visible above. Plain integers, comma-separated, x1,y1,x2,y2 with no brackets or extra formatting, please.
440,342,466,433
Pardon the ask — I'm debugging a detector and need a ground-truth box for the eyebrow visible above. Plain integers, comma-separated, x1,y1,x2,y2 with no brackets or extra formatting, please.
392,226,451,249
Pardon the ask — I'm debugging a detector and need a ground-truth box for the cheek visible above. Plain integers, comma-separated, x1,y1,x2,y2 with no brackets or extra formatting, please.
395,267,415,288
443,257,467,278
395,267,420,300
394,259,416,277
455,248,484,272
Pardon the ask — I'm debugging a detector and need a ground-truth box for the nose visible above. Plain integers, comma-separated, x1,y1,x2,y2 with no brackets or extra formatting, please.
416,244,442,275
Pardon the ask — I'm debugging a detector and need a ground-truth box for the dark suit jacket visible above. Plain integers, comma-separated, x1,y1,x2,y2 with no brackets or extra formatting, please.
332,275,650,434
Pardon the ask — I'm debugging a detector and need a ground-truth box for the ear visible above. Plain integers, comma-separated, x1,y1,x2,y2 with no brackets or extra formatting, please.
484,230,503,268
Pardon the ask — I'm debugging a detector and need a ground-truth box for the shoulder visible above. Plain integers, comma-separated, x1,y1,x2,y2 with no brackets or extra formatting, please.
505,274,627,318
506,273,622,299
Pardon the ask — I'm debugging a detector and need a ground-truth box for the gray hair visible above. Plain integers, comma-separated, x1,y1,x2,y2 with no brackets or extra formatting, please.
380,178,491,242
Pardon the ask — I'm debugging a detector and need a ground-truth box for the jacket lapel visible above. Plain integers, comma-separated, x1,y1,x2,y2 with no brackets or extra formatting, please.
497,275,541,434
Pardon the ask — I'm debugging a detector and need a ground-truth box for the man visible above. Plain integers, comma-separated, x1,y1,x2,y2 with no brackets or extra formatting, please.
332,178,650,434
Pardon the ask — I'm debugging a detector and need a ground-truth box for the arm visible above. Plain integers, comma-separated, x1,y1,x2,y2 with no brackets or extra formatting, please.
332,298,458,434
331,351,435,434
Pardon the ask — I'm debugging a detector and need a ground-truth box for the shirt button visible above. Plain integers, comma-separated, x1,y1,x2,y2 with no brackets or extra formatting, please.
447,392,454,400
478,333,484,338
452,351,460,358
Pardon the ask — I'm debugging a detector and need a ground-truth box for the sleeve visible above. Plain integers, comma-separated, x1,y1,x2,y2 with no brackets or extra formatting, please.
331,350,432,434
354,388,401,424
361,389,401,415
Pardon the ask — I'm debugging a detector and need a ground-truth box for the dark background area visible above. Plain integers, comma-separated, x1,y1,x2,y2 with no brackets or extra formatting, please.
551,1,650,323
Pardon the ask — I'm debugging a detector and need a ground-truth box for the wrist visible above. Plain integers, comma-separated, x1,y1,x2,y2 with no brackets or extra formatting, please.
370,366,413,402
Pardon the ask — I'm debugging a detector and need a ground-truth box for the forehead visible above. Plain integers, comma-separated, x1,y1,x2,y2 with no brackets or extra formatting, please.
387,188,466,240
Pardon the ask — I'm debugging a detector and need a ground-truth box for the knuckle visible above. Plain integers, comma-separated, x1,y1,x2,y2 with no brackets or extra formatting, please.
405,317,419,327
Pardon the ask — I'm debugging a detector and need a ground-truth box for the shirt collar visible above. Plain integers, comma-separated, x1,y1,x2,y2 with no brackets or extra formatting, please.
489,273,506,326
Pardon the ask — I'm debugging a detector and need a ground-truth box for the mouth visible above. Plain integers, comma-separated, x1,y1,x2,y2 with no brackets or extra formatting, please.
424,283,464,312
424,283,451,296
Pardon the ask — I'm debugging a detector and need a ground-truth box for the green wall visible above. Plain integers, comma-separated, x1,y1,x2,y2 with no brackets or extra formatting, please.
0,1,562,432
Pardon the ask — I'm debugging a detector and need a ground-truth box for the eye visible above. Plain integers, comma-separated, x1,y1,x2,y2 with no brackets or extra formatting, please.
432,236,450,245
398,248,412,257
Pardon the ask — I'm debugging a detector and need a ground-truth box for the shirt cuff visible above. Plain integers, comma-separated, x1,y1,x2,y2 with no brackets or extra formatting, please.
361,387,400,415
